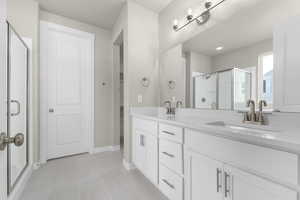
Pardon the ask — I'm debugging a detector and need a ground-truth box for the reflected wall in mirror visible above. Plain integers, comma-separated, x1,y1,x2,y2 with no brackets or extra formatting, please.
159,0,300,111
186,39,273,111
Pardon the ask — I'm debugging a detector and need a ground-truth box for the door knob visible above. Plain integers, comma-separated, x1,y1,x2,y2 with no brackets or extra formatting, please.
49,108,54,113
0,132,25,151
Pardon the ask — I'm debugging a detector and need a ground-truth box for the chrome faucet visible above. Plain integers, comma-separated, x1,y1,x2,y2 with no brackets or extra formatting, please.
257,100,267,124
164,101,172,115
243,99,267,125
176,101,183,108
246,100,256,122
164,100,182,115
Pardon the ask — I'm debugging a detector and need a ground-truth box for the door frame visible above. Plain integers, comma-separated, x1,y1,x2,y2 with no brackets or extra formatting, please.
40,21,95,163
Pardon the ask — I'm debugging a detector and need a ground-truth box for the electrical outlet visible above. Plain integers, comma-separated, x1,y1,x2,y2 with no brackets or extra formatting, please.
138,95,143,104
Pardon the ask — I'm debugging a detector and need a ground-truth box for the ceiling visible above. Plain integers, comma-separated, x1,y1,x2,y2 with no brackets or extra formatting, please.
36,0,174,29
183,0,300,56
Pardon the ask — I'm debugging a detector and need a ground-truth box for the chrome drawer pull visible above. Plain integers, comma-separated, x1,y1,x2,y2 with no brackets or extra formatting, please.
162,179,175,189
216,168,222,192
162,152,175,158
224,172,230,198
162,131,175,136
139,135,145,146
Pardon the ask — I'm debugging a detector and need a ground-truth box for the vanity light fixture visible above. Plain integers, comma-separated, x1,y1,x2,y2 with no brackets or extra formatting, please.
173,0,226,32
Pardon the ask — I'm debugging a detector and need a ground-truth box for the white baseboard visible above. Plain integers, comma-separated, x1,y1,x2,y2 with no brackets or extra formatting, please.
123,159,135,171
8,165,33,200
91,145,121,154
111,145,121,151
33,162,43,170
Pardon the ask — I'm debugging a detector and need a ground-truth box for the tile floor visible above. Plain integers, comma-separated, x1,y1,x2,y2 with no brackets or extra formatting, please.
20,151,167,200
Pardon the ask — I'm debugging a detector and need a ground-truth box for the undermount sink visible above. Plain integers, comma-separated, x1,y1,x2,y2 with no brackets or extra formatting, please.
206,121,280,137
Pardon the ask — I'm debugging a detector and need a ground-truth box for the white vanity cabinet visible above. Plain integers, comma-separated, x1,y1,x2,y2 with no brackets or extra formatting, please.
224,165,297,200
158,123,184,200
185,151,297,200
274,15,300,112
184,129,298,200
184,151,223,200
131,116,299,200
132,117,158,185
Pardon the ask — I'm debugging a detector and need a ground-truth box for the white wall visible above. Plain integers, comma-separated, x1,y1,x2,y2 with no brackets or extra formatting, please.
186,51,212,106
212,39,273,71
112,1,159,163
39,11,114,149
190,51,212,73
127,2,159,107
160,45,186,105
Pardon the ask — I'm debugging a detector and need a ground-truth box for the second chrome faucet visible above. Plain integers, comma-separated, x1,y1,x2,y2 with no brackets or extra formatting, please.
243,100,268,125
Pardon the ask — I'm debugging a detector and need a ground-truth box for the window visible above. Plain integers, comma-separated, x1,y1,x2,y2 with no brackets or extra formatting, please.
258,53,273,108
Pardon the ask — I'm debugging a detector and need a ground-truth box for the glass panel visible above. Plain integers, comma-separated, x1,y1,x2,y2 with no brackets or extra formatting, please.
234,69,251,110
262,54,273,106
218,70,233,110
7,23,28,193
193,73,217,109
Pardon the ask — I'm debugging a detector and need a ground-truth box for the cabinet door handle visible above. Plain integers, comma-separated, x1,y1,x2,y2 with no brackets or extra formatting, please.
140,135,145,146
224,172,230,198
216,168,222,192
162,152,175,158
162,179,175,189
162,131,175,136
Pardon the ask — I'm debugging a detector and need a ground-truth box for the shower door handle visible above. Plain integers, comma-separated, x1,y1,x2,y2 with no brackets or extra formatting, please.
10,99,21,116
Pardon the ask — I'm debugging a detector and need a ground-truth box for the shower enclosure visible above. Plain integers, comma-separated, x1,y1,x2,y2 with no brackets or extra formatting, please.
0,22,29,194
193,68,252,110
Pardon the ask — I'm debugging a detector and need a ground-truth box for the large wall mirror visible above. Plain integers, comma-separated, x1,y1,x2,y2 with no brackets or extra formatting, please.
160,0,299,111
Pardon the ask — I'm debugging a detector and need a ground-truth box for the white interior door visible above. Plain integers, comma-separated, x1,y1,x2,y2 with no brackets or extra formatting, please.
40,21,94,160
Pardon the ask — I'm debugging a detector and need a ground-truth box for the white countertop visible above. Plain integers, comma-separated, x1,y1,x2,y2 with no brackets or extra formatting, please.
131,109,300,155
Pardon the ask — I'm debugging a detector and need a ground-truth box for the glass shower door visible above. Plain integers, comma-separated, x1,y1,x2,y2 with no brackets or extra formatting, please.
7,23,29,194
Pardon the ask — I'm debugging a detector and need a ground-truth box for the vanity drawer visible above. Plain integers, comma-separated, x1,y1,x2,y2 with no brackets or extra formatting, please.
159,164,183,200
159,139,183,175
132,117,158,136
185,129,299,185
159,123,183,143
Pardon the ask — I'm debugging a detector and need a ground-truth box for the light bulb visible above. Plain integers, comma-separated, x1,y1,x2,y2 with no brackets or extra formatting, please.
216,46,223,51
187,8,193,21
188,8,193,16
173,19,179,30
173,19,178,26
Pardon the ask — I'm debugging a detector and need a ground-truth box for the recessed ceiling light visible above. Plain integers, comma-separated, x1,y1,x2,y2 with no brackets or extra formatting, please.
216,46,223,51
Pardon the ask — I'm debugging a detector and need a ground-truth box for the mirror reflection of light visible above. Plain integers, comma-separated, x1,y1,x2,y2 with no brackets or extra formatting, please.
262,134,275,140
216,46,223,51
